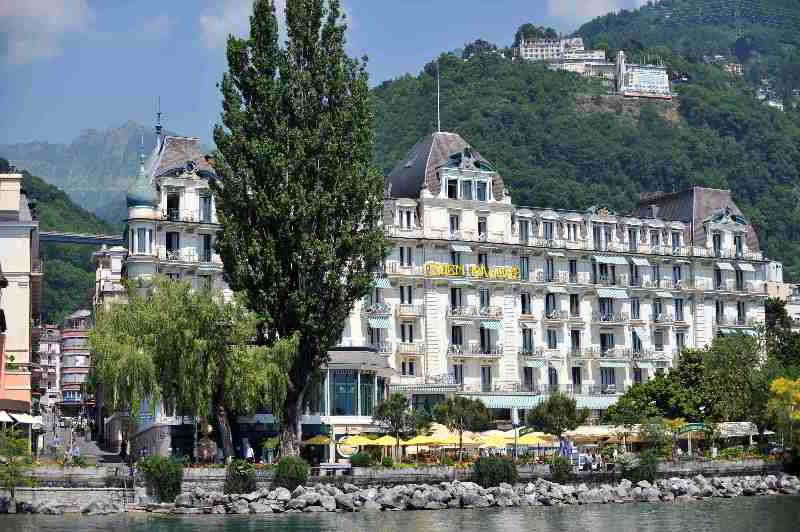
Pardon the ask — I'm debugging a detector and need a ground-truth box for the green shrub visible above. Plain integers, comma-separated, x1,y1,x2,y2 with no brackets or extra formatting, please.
273,456,309,491
138,456,184,502
381,455,394,468
441,455,455,467
349,451,374,467
548,455,572,483
622,449,660,483
473,456,518,488
718,445,745,460
224,459,256,494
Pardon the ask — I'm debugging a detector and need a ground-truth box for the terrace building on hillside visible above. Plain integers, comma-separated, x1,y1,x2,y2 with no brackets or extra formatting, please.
58,309,92,418
342,131,770,423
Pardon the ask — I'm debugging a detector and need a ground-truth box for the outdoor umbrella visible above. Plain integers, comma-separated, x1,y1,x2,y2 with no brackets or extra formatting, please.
402,435,436,446
372,435,399,446
302,435,331,445
340,435,374,447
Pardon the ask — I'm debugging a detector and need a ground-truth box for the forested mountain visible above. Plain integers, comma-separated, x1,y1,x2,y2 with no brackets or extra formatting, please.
0,121,176,225
372,51,800,279
0,157,117,324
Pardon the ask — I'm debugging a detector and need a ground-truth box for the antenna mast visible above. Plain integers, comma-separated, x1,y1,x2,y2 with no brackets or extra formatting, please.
437,59,441,133
155,96,163,146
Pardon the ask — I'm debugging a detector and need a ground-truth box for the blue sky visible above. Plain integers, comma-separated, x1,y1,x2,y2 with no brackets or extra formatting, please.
0,0,647,145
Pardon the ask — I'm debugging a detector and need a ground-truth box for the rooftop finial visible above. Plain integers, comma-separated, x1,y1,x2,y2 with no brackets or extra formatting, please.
155,96,163,144
436,59,441,133
139,134,145,174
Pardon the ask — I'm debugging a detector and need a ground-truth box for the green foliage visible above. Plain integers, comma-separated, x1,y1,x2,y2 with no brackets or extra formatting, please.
622,449,660,484
373,393,431,457
433,396,490,459
273,456,309,491
473,456,518,488
440,455,455,467
603,376,688,426
138,456,184,502
640,417,674,458
718,445,746,460
526,392,589,437
381,455,394,468
212,0,386,454
224,459,257,494
349,452,374,467
548,455,572,484
0,429,34,500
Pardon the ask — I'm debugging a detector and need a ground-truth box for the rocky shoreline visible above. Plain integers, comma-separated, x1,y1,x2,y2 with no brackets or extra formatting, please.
4,473,799,516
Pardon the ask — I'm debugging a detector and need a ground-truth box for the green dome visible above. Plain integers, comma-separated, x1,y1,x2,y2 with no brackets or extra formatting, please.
126,165,158,208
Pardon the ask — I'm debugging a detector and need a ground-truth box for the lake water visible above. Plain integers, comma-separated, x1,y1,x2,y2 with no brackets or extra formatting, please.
3,496,800,532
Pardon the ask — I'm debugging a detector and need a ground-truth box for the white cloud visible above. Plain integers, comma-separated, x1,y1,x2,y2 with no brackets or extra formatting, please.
547,0,648,22
141,14,174,40
0,0,92,65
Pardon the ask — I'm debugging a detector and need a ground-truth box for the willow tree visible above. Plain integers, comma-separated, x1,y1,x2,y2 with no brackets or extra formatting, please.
211,0,385,455
90,277,296,458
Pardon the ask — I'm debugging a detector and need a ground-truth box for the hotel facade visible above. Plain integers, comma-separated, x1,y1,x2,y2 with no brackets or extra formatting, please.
340,132,769,420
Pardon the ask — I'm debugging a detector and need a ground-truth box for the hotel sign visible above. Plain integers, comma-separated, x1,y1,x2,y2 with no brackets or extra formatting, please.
425,263,521,281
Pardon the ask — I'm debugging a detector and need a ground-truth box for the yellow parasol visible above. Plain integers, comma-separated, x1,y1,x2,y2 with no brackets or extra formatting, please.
431,433,479,446
372,435,400,447
517,433,552,446
302,435,331,445
478,435,511,448
340,435,374,446
402,435,436,446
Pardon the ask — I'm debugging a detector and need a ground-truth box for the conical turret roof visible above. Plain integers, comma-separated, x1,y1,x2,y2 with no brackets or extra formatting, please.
126,161,158,208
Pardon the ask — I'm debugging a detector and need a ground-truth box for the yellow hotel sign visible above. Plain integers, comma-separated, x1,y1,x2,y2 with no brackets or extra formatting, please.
425,262,521,281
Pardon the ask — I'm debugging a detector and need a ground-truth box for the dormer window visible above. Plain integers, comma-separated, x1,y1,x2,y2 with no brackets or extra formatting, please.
713,232,722,257
477,182,487,201
542,221,554,241
447,179,458,199
460,180,473,200
734,234,743,257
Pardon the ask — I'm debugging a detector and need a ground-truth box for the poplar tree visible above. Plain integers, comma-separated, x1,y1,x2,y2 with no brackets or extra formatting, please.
211,0,385,455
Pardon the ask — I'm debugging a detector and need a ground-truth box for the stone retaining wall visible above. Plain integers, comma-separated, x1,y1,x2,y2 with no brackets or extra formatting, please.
0,487,133,511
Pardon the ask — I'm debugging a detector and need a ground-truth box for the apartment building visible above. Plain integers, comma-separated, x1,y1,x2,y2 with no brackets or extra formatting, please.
34,325,61,407
0,169,41,420
59,310,92,418
517,36,586,62
342,131,769,421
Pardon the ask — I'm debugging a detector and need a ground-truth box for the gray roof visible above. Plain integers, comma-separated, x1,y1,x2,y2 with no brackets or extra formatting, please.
148,136,215,178
386,132,504,199
66,309,91,320
326,347,394,374
636,187,760,252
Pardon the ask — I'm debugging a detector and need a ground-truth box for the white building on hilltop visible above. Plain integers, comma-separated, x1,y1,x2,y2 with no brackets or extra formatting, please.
341,131,769,421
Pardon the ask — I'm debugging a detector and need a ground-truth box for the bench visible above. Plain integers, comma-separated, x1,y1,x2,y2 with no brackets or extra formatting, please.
311,463,352,477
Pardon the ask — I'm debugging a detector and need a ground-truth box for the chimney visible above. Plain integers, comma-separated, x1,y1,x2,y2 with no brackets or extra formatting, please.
649,204,659,218
0,171,22,220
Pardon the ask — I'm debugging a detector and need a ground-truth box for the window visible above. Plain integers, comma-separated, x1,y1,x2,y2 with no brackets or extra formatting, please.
548,367,558,388
593,225,604,251
654,330,664,351
199,275,212,291
675,298,684,321
571,366,582,389
518,220,530,243
401,360,416,376
201,234,212,262
598,297,613,318
521,292,532,314
737,301,746,323
478,252,488,268
714,268,723,290
734,234,743,257
567,223,578,242
449,214,460,232
479,326,494,353
331,370,357,415
399,209,414,228
673,265,682,285
519,256,530,281
460,180,473,200
569,259,578,283
543,221,554,241
478,217,487,237
400,246,413,267
676,331,685,351
547,329,558,349
672,231,681,252
400,323,413,343
570,329,581,351
166,192,180,220
716,300,724,323
200,194,212,223
628,228,638,252
447,179,458,199
400,285,413,304
570,294,580,317
630,264,640,286
632,331,642,353
166,231,180,252
522,329,534,354
479,288,490,308
167,272,181,281
634,368,643,385
136,228,147,253
451,325,463,346
450,251,461,266
452,364,464,384
600,333,614,354
523,367,534,390
545,293,557,315
598,263,616,285
476,182,487,201
600,367,615,388
735,269,744,291
713,232,722,257
481,366,492,392
650,230,660,247
631,297,640,320
368,327,383,346
545,258,555,281
653,298,663,319
450,287,463,308
652,264,661,287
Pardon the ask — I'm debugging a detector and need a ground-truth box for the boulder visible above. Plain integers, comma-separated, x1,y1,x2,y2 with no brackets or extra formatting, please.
424,501,447,510
320,495,336,512
242,491,261,503
342,483,359,494
304,505,327,513
249,502,272,514
209,505,226,514
173,507,204,515
358,488,378,501
36,502,64,515
361,500,382,512
286,498,307,510
274,487,292,502
447,498,461,509
302,492,321,507
292,486,306,498
408,495,429,510
764,475,778,489
636,480,652,489
460,493,490,508
614,486,630,500
174,493,195,508
229,499,251,514
661,492,675,502
619,479,632,491
335,494,355,511
644,487,661,503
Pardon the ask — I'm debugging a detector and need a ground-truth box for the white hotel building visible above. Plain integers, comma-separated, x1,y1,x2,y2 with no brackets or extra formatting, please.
340,132,769,420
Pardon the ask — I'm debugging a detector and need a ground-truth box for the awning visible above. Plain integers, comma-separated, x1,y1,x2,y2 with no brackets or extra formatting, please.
372,277,391,289
450,280,472,286
547,286,567,294
718,328,757,337
451,319,473,326
594,255,629,265
655,291,673,299
716,262,734,271
736,263,756,272
630,257,650,267
0,411,13,423
522,359,546,368
635,362,654,369
596,288,627,299
521,322,537,329
462,394,548,410
451,244,472,253
368,317,390,329
576,396,618,410
480,320,502,330
547,251,565,257
598,361,628,368
10,413,35,424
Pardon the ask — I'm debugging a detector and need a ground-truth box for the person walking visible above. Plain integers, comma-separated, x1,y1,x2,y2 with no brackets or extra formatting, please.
245,443,255,463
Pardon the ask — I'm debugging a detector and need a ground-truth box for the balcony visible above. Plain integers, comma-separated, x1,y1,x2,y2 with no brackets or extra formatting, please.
543,309,569,322
534,346,564,359
652,312,675,325
588,347,631,360
162,209,215,225
568,348,593,359
716,317,758,328
385,262,425,276
591,312,628,325
396,342,425,356
370,342,393,355
448,344,504,359
384,225,424,239
585,384,629,396
519,311,537,322
447,305,503,319
396,304,424,317
632,349,675,362
362,302,391,316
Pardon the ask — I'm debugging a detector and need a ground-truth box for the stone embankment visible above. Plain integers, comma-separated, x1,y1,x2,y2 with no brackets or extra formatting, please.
144,473,800,515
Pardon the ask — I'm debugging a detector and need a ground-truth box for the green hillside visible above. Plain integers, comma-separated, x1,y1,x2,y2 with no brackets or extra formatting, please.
0,157,118,324
372,50,800,279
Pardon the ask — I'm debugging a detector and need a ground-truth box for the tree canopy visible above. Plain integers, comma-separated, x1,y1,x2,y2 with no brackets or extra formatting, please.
433,396,490,461
526,392,589,438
